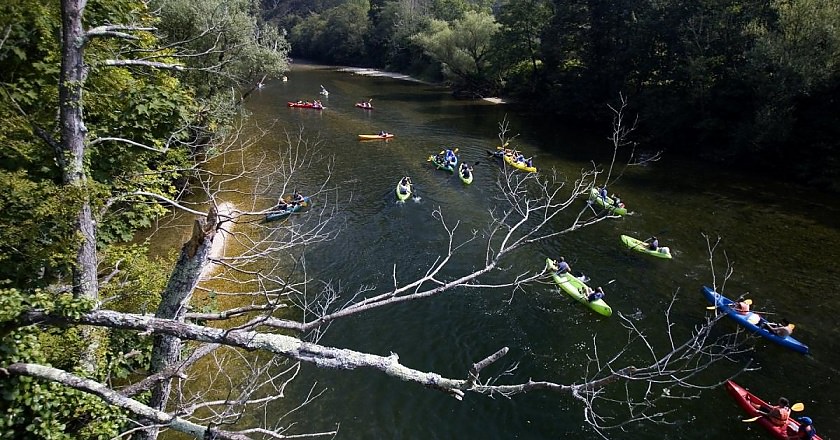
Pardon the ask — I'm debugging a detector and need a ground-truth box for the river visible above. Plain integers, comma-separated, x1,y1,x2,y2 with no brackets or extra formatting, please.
161,63,840,439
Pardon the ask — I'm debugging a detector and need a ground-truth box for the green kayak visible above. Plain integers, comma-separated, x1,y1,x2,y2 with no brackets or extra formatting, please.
545,258,612,316
588,187,627,215
620,235,672,259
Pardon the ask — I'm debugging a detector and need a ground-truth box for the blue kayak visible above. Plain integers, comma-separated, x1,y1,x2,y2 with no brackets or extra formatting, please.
701,286,809,354
265,196,311,222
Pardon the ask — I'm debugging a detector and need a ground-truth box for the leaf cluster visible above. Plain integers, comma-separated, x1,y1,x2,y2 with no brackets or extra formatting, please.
0,288,133,438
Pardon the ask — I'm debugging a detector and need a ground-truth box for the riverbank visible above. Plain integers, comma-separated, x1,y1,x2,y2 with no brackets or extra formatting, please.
332,65,507,104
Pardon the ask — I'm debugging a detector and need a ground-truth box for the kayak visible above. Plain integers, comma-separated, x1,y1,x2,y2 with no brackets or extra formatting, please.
588,187,627,215
458,166,473,184
355,102,373,109
427,149,458,172
396,181,412,201
287,101,324,109
546,258,612,316
701,286,810,354
494,147,537,172
503,153,537,173
265,196,311,222
620,235,672,259
358,133,394,140
725,380,823,440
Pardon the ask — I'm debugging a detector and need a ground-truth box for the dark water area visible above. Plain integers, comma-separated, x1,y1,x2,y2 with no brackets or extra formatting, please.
170,63,840,439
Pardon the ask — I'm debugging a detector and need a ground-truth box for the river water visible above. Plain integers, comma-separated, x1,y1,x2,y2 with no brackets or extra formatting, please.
163,63,840,439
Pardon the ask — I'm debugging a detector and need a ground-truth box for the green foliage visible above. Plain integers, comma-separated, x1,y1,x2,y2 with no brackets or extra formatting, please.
288,0,371,64
1,0,208,283
364,1,433,72
151,0,290,97
99,243,171,314
493,0,553,97
430,0,494,21
750,0,840,93
0,172,81,285
412,10,500,94
0,288,129,438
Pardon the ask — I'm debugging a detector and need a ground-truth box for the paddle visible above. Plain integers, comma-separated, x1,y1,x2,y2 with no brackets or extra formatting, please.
706,298,752,310
742,403,805,422
633,236,654,249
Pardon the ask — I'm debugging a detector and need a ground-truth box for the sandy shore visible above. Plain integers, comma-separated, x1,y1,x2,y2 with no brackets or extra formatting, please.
334,66,507,104
336,67,429,84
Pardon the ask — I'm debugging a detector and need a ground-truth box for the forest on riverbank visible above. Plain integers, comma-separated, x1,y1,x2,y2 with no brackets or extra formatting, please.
1,0,838,438
268,0,840,189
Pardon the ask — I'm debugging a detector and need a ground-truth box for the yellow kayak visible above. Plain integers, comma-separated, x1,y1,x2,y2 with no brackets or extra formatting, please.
358,133,394,140
502,153,537,173
496,147,537,172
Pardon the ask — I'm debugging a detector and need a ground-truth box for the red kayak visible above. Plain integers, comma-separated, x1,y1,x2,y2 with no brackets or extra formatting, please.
287,101,324,109
725,380,821,439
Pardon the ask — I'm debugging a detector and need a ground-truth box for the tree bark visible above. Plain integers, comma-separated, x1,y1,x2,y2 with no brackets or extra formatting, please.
59,0,100,373
135,208,218,440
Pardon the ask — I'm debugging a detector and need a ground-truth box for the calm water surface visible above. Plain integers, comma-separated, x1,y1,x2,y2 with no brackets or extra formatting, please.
165,64,840,439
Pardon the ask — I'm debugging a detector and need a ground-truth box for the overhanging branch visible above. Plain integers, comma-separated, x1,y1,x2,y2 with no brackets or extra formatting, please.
1,363,249,440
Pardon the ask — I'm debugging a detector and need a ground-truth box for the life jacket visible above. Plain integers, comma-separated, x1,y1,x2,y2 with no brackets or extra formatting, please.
769,406,791,426
733,302,749,314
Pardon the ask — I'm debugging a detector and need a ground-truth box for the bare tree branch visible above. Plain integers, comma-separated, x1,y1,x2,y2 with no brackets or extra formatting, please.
86,25,156,39
89,136,169,153
102,59,185,70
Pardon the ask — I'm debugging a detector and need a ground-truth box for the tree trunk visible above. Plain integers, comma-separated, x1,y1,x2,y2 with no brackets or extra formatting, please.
134,208,218,440
59,0,100,373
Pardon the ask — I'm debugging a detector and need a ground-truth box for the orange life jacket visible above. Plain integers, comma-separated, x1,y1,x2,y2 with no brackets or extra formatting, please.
769,406,791,426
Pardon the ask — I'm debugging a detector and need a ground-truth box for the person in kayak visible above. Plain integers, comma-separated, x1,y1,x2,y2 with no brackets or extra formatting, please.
750,397,791,427
649,236,660,250
599,185,608,200
398,177,412,194
764,319,795,337
459,162,473,178
730,299,751,314
587,287,605,302
791,416,817,439
551,257,571,274
276,196,291,211
444,149,457,164
611,193,625,208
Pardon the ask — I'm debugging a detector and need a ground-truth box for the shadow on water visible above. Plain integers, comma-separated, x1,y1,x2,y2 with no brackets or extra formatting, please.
158,63,840,439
